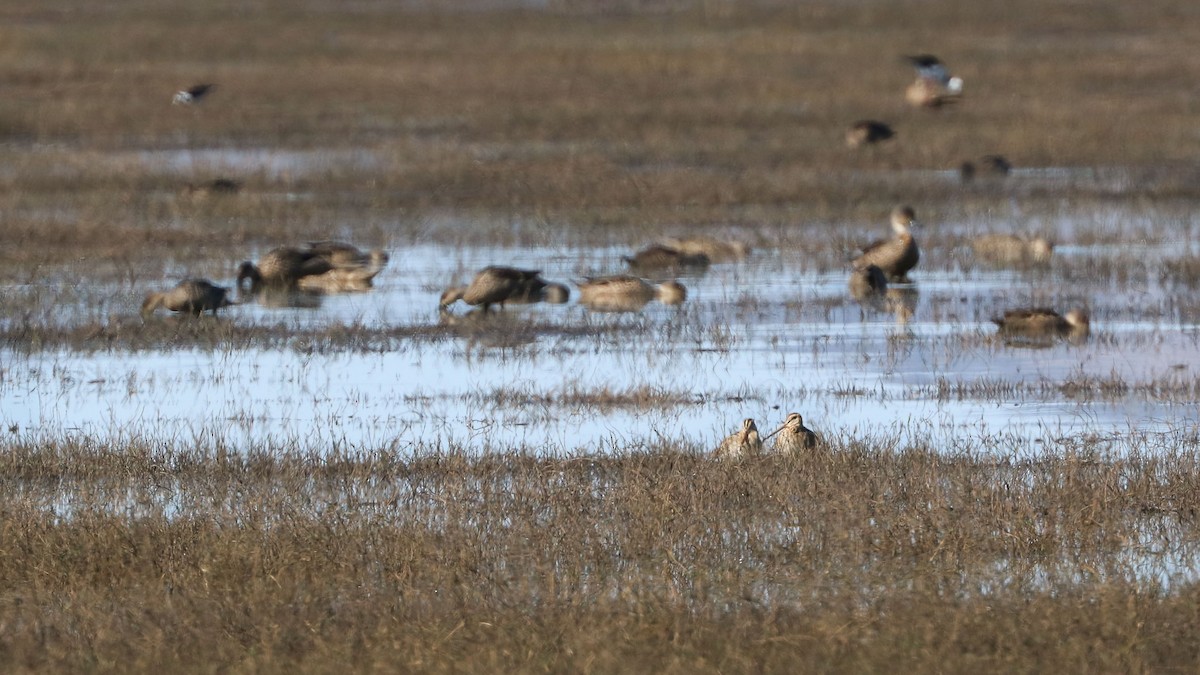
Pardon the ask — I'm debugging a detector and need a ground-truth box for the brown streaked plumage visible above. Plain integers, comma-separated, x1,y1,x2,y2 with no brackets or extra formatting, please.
853,206,920,282
576,275,687,312
623,244,710,273
845,120,895,148
141,279,234,318
439,266,546,312
765,413,819,455
972,234,1053,267
992,308,1089,340
713,418,763,459
659,236,751,263
237,246,334,294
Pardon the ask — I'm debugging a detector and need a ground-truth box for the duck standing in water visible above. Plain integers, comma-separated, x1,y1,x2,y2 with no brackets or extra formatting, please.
142,279,235,318
853,206,920,282
713,418,763,459
439,266,550,313
576,275,686,312
763,413,820,455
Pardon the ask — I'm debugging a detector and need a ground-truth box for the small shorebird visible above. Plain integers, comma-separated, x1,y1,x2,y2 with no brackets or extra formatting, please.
142,279,235,318
971,234,1053,267
172,83,216,105
237,246,334,294
853,206,920,282
992,308,1090,342
659,235,751,263
576,275,686,312
713,418,763,459
623,244,710,273
439,266,548,312
845,120,895,148
762,412,819,455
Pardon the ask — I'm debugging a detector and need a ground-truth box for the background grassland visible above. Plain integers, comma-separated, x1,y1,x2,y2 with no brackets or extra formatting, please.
2,0,1200,268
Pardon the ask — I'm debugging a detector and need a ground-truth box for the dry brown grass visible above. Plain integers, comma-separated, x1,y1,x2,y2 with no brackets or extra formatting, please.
1,436,1199,671
2,0,1200,269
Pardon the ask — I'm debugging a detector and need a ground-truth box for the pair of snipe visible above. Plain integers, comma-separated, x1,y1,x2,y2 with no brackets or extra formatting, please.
713,414,820,458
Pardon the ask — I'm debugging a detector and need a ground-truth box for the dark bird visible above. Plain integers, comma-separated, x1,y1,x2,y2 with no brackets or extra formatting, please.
439,266,548,312
237,246,334,295
903,54,961,90
845,120,895,148
142,279,235,318
173,83,216,105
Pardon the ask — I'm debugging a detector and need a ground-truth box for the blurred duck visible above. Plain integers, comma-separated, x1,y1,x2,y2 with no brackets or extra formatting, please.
305,241,390,271
296,241,391,294
905,76,961,108
853,206,920,282
845,120,895,148
992,308,1089,341
848,264,889,300
173,83,215,105
764,412,819,455
439,266,549,312
506,281,570,304
713,418,763,459
237,246,334,295
960,155,1012,182
659,235,751,263
971,234,1053,267
903,54,963,92
623,244,710,273
576,275,687,312
142,279,234,318
181,177,241,199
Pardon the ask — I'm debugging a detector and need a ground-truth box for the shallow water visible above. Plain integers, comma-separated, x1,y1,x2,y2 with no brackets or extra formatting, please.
3,235,1199,455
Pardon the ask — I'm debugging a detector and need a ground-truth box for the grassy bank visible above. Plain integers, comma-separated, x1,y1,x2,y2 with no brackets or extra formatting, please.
0,437,1198,671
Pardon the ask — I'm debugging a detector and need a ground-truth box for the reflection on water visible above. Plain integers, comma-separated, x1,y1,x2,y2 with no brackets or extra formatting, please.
3,240,1200,454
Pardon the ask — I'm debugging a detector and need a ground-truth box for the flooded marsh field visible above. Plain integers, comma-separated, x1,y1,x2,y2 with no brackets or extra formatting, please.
4,0,1200,670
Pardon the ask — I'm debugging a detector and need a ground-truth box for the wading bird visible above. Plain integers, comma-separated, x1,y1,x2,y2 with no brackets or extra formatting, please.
853,206,920,282
713,418,763,459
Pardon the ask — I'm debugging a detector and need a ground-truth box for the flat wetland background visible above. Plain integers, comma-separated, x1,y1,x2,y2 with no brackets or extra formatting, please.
4,0,1200,671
